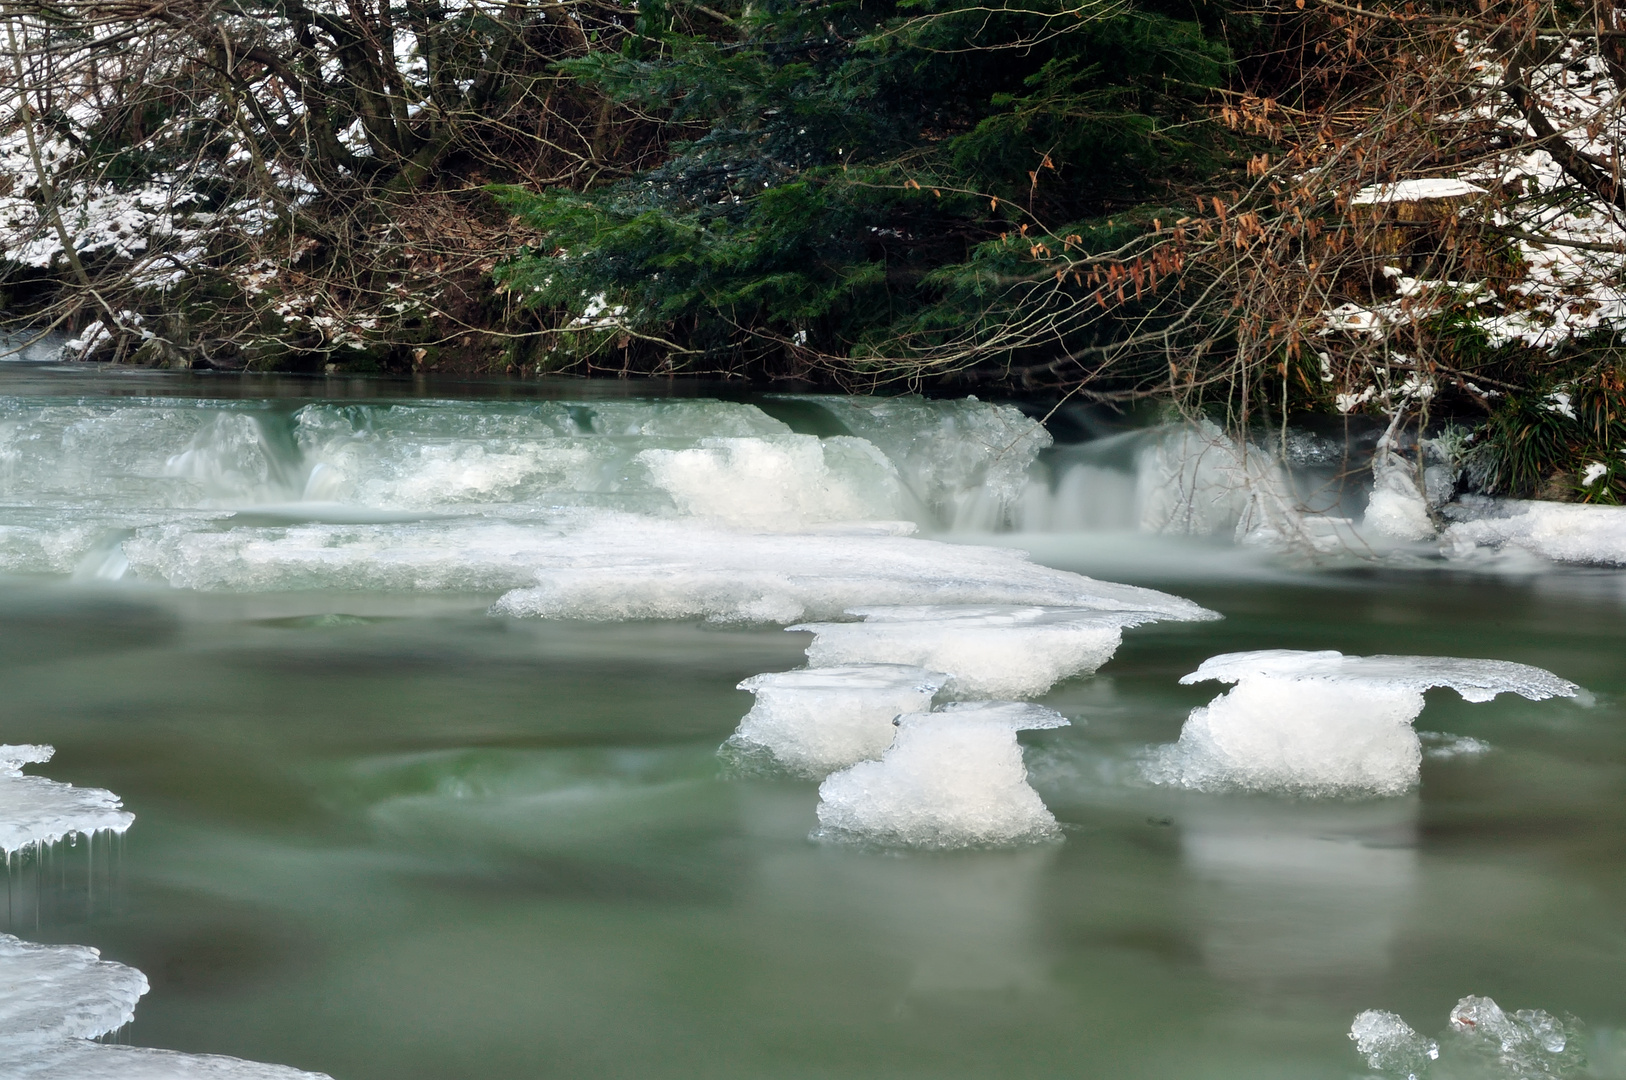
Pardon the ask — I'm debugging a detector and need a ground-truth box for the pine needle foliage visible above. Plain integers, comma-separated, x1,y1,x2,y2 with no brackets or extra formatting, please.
492,0,1232,377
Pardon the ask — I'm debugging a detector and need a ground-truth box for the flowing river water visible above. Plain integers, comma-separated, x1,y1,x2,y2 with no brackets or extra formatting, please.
1,366,1623,1079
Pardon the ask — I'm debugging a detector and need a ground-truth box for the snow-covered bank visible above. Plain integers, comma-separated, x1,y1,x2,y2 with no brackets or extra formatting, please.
1443,496,1626,567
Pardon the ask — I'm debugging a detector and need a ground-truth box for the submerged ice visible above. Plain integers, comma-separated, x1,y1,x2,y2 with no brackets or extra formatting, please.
814,702,1069,848
1351,995,1583,1079
1149,650,1578,796
790,604,1204,698
723,665,947,777
0,745,133,855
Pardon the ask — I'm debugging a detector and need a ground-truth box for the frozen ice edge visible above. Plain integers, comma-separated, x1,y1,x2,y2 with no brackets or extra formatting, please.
0,745,134,856
791,604,1191,698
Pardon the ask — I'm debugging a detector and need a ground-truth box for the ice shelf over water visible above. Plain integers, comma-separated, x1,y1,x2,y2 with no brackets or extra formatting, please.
0,745,134,855
0,935,332,1079
0,1042,334,1079
1148,650,1578,796
815,702,1069,848
791,605,1201,698
0,934,148,1043
722,665,947,777
1351,995,1583,1078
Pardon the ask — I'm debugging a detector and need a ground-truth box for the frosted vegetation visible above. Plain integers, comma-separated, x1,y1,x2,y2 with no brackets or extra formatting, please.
1148,650,1578,796
1351,996,1584,1079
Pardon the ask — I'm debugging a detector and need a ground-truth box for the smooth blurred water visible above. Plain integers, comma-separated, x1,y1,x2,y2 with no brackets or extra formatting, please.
3,368,1624,1079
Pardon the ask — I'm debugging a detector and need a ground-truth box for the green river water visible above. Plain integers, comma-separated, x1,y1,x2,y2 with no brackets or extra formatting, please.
1,367,1622,1079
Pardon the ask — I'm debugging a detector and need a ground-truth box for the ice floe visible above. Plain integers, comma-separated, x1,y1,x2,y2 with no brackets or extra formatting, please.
0,745,134,855
814,702,1069,848
1351,995,1583,1079
721,665,947,777
1147,650,1577,796
790,605,1197,698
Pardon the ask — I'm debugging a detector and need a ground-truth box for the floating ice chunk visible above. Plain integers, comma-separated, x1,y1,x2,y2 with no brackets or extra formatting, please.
1351,995,1583,1079
1148,650,1577,796
0,1041,334,1079
1444,497,1626,566
791,605,1189,698
637,435,906,528
814,702,1069,848
1448,995,1581,1071
0,934,148,1043
0,745,134,854
722,665,947,777
1350,1009,1439,1076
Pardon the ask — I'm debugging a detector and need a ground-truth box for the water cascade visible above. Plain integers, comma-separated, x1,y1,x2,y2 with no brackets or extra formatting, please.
722,665,949,777
813,702,1070,848
1148,650,1580,796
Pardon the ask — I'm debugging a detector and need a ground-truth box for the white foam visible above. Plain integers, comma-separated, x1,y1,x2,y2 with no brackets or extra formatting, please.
637,435,906,528
0,745,134,855
791,395,1051,530
1148,650,1577,796
1351,995,1582,1078
1444,496,1626,566
791,605,1188,698
814,702,1069,848
0,1042,333,1079
723,665,947,777
0,934,148,1044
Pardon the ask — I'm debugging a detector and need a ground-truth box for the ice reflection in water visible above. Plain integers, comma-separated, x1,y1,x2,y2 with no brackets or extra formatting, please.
1180,797,1418,991
740,788,1056,999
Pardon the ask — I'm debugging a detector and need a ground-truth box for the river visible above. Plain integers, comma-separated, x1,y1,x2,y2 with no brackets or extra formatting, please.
1,365,1622,1079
